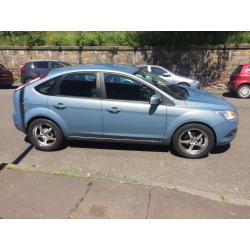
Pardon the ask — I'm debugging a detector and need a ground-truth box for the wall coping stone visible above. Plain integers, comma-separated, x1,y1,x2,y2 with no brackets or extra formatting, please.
0,44,250,51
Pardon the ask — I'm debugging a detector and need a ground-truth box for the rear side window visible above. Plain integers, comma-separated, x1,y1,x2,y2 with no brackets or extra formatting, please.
51,62,63,68
248,66,250,73
35,61,49,69
59,73,97,98
35,77,59,95
232,65,243,75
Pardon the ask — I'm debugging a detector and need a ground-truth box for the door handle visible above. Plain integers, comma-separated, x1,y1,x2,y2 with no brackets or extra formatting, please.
54,103,67,110
107,107,121,114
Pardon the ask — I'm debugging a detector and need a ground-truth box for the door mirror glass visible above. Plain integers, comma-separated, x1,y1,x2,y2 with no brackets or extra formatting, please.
150,95,161,105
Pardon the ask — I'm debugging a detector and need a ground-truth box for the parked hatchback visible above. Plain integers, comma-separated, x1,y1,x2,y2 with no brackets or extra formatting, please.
228,64,250,98
140,65,200,88
0,64,14,87
20,60,70,84
13,64,238,159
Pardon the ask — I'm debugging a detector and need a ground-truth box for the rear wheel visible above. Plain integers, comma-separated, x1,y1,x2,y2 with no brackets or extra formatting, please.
171,123,215,159
237,84,250,98
24,77,33,84
28,119,64,151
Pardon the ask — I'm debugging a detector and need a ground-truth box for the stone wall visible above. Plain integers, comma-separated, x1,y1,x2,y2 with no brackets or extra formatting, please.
1,45,250,87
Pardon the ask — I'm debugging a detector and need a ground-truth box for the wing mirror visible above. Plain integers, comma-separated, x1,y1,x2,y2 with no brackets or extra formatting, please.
163,72,171,77
150,95,161,105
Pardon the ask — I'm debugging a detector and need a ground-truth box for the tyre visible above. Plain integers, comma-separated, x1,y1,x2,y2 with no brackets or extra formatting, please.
24,78,33,84
28,119,64,151
171,123,215,159
237,84,250,99
178,82,190,87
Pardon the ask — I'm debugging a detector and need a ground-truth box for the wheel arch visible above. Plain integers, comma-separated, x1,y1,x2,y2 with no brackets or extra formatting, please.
26,115,64,135
170,121,217,146
177,82,190,87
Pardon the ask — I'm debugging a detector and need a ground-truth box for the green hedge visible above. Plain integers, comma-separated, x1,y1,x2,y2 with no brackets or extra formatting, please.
0,31,250,47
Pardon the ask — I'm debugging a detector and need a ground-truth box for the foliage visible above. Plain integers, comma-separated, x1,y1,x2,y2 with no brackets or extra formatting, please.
0,31,249,47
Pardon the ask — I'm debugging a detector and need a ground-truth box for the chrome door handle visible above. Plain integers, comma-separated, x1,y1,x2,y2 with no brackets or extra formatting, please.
54,103,66,110
107,107,121,114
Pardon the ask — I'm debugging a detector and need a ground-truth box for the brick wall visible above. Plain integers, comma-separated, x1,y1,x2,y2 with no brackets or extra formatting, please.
1,45,250,87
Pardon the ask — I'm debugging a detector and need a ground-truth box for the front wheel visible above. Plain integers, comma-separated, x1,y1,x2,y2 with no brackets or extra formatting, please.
171,123,215,159
237,84,250,99
28,119,64,151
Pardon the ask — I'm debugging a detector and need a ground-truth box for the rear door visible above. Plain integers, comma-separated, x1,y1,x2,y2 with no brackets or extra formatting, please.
47,72,102,137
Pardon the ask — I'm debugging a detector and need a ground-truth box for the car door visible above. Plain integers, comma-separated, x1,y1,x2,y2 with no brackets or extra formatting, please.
101,73,167,140
47,72,102,137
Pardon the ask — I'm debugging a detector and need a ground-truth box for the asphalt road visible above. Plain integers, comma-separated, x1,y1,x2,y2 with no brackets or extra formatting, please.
1,88,250,205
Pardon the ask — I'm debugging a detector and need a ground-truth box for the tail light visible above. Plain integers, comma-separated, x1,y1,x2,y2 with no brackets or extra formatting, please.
20,65,26,73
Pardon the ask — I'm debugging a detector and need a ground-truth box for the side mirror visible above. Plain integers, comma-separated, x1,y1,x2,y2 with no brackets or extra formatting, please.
163,72,171,77
150,95,161,105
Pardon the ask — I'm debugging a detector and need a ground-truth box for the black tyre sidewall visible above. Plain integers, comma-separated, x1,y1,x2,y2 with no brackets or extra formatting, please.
172,123,215,159
237,85,250,99
28,119,64,151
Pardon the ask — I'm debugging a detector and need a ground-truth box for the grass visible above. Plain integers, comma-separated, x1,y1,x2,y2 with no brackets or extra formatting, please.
0,32,250,47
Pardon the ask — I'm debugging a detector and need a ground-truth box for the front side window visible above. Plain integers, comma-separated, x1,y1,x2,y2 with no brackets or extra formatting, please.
248,66,250,73
104,73,155,102
151,66,165,76
59,73,97,98
134,69,188,100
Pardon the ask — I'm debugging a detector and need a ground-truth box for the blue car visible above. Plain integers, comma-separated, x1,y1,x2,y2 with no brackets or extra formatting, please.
13,64,239,158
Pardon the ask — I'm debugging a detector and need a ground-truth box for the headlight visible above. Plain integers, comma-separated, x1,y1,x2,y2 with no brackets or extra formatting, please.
216,110,238,120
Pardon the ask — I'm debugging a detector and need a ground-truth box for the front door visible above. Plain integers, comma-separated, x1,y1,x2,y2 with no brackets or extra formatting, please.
101,73,167,140
48,72,102,137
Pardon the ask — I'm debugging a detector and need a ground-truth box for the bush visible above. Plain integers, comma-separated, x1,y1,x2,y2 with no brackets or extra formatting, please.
26,32,46,46
0,31,250,47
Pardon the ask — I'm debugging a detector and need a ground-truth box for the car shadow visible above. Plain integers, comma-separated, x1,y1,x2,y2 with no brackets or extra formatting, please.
222,92,237,99
0,85,18,90
67,140,170,153
210,144,230,154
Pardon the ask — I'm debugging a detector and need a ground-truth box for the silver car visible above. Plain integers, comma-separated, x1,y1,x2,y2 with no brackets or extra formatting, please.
139,65,200,88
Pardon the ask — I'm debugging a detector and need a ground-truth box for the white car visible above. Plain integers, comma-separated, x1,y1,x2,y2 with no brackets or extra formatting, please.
139,65,200,88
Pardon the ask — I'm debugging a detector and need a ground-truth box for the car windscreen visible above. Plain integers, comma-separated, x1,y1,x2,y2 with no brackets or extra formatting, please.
133,69,188,100
0,64,6,71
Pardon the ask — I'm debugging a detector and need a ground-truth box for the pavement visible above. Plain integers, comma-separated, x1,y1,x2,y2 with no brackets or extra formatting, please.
1,88,250,218
2,169,250,219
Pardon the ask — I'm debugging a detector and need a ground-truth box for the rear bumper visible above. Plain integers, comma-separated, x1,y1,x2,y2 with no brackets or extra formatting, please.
12,112,25,133
213,118,239,145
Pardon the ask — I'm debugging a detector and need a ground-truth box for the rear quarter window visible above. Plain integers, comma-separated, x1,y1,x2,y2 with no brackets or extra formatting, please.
35,77,60,95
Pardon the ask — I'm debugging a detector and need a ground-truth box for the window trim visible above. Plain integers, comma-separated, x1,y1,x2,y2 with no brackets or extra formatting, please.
100,71,165,105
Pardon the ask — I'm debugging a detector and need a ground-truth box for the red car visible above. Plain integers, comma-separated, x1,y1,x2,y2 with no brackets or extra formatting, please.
0,64,14,88
228,63,250,98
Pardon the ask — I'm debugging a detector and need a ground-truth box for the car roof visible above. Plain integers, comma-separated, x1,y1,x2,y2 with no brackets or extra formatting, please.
25,60,64,64
48,63,139,77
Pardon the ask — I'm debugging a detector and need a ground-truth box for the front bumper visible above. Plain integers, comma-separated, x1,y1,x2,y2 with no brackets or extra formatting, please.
213,118,239,145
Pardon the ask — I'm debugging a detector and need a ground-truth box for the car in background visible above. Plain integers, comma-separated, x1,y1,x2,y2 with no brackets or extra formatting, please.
139,65,200,89
13,64,238,159
0,64,14,88
20,60,70,84
228,64,250,99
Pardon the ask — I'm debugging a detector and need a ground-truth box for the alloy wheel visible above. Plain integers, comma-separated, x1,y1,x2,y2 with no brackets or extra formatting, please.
178,128,209,156
32,123,57,147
